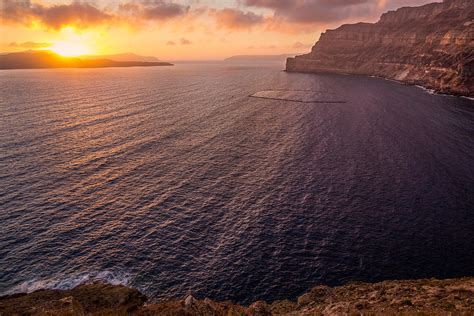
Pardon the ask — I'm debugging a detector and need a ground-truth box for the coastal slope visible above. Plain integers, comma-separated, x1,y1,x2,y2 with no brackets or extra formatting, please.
1,277,473,315
286,0,474,97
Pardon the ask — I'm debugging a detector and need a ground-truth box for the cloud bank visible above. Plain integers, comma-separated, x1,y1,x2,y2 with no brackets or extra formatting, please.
9,41,52,49
242,0,436,24
212,8,264,30
0,0,439,32
0,0,191,30
1,0,112,30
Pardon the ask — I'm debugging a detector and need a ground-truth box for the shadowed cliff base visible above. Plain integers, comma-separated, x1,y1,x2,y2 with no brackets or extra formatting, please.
1,277,473,315
286,0,474,97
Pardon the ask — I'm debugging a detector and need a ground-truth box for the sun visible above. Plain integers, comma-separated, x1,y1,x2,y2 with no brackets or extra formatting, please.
50,40,92,57
50,27,96,57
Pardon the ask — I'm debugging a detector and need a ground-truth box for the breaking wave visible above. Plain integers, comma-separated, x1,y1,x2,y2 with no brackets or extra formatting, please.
2,271,131,296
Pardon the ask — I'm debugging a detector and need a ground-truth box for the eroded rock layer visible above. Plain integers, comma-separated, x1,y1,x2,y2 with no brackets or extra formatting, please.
286,0,474,97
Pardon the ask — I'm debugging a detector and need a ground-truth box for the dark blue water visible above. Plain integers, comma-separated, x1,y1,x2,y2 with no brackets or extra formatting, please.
0,64,473,304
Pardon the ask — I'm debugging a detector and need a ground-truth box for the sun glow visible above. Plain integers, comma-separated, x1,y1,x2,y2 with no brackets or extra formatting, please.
50,27,96,57
50,40,92,57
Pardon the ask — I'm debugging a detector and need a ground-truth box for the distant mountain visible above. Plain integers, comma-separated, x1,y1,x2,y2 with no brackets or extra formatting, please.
225,54,295,63
80,53,160,63
0,51,173,70
287,0,473,96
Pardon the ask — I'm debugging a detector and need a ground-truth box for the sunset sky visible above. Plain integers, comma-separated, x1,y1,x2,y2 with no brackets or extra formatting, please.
1,0,438,60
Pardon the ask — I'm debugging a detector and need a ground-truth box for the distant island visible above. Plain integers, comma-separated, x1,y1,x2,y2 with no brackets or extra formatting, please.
286,0,473,97
80,53,162,63
225,54,295,63
0,51,173,70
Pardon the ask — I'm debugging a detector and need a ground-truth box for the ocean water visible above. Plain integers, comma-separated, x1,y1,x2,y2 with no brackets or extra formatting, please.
0,64,473,304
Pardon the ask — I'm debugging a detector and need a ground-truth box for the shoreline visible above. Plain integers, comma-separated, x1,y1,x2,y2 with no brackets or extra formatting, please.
285,68,474,99
1,277,473,315
284,0,473,100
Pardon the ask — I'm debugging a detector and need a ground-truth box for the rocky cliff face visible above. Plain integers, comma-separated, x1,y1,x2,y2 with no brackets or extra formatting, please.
286,0,474,97
1,278,473,315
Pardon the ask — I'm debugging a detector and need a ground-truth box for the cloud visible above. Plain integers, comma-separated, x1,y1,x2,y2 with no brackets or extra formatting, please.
166,40,176,45
243,0,380,24
140,1,190,20
9,41,52,49
213,8,264,30
381,0,439,11
0,0,192,30
0,0,112,30
242,0,437,25
180,38,192,45
0,0,440,35
292,41,311,49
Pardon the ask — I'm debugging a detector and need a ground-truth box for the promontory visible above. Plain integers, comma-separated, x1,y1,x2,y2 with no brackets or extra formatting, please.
286,0,473,97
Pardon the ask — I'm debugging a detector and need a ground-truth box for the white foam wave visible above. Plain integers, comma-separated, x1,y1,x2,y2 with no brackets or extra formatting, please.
3,271,131,296
414,85,470,99
415,85,437,95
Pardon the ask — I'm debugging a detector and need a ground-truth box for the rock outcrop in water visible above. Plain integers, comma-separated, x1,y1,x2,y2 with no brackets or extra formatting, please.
286,0,474,97
1,277,473,315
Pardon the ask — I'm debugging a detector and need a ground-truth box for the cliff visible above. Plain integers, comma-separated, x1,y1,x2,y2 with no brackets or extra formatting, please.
286,0,474,97
0,51,173,69
1,277,473,315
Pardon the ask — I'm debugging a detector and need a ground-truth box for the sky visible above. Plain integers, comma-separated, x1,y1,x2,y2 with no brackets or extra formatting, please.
0,0,439,60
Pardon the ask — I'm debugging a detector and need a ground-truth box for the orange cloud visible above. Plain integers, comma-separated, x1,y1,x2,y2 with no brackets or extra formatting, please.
1,0,112,30
119,1,190,21
180,38,192,45
242,0,435,24
212,8,264,30
1,0,438,35
9,41,52,49
292,41,312,49
0,0,193,31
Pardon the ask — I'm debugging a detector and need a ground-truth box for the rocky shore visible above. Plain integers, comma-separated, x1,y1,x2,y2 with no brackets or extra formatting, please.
286,0,474,97
1,277,473,315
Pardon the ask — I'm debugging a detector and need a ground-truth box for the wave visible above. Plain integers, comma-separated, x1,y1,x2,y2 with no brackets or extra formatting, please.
413,85,436,95
414,85,471,99
2,271,131,296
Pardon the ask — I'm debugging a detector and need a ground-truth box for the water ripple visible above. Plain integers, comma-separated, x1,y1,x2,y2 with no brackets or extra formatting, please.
0,65,473,304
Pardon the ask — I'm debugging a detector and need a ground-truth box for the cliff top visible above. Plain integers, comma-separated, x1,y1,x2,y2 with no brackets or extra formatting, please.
325,0,473,33
379,0,472,25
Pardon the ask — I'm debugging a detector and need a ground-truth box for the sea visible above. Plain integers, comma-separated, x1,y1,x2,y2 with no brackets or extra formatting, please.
0,63,473,304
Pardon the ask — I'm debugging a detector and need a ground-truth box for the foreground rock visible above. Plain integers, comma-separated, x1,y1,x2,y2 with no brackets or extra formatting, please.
286,0,474,97
1,278,473,315
0,283,147,315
